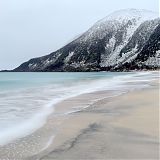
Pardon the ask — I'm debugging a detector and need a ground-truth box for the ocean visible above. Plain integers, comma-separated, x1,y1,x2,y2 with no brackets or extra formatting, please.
0,72,158,146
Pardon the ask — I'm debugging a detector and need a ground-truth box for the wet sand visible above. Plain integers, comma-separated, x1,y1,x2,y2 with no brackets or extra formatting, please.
31,81,159,160
0,90,122,159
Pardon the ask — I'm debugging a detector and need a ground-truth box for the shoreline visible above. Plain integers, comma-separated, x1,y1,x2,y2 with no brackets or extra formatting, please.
0,91,126,159
0,89,126,159
33,82,159,160
33,80,159,160
0,76,159,159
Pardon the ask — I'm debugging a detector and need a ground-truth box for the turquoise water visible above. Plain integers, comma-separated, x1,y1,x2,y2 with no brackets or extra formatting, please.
0,72,126,90
0,72,158,146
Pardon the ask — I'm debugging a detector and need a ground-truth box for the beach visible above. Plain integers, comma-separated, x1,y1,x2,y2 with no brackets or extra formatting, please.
0,72,159,160
31,80,159,160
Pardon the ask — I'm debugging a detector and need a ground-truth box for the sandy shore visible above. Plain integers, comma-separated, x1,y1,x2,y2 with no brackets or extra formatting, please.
0,79,159,160
29,81,159,160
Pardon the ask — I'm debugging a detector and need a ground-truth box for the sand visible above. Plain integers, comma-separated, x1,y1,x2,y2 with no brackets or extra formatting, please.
30,81,159,160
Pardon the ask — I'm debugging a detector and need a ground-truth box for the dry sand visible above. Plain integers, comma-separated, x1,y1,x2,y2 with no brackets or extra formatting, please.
30,82,159,160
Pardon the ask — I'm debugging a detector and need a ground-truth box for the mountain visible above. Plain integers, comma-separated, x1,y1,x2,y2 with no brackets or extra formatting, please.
117,23,160,70
13,9,160,72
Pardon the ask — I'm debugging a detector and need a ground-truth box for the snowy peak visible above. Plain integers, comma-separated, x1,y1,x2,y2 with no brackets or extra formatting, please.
79,9,158,43
97,9,158,24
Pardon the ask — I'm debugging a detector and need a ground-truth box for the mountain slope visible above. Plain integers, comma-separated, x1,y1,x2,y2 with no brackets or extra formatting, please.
13,9,159,72
116,23,160,70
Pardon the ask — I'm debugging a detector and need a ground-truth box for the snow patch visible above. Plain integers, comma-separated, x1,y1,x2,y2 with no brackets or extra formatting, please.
28,63,37,69
121,44,139,63
64,52,74,63
145,57,160,67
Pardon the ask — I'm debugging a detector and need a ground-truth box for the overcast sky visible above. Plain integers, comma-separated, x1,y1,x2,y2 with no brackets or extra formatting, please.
0,0,159,70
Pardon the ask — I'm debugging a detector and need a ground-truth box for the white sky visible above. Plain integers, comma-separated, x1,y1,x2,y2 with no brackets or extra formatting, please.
0,0,159,70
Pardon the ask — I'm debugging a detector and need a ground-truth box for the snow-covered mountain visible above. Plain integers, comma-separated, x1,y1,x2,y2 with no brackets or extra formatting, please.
13,9,160,72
